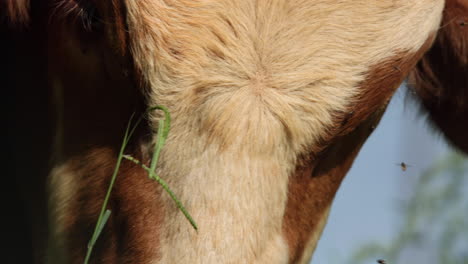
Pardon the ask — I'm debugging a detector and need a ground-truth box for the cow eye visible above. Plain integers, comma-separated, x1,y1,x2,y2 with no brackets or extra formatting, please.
78,1,102,32
53,0,103,32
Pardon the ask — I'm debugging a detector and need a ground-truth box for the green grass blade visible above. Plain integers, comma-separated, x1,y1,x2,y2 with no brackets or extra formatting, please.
84,114,135,264
84,106,196,264
148,106,171,176
123,154,198,230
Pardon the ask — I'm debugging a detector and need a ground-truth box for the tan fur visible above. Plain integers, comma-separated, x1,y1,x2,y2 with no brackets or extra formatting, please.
125,1,444,263
47,163,78,264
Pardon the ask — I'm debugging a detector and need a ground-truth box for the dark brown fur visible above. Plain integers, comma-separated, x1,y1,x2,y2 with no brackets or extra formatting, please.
44,2,159,262
1,0,30,26
58,148,163,264
2,1,148,262
408,0,468,153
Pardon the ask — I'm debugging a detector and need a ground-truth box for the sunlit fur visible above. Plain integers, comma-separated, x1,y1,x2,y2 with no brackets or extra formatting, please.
5,0,464,263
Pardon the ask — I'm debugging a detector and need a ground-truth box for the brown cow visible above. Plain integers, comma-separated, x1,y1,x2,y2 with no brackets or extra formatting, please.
2,0,467,263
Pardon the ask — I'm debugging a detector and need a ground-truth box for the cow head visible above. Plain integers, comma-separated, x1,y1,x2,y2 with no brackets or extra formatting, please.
3,0,467,263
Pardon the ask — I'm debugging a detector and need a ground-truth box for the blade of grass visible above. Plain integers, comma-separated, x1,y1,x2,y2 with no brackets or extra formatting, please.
84,106,196,264
143,106,197,228
90,209,111,247
123,154,198,230
84,114,136,264
133,106,197,229
147,105,171,177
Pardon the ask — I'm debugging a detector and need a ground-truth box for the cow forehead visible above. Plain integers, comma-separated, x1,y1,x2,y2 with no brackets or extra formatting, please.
120,1,444,263
125,0,443,153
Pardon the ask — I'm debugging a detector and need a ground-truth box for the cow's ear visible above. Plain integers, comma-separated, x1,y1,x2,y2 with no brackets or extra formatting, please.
408,0,468,154
1,0,30,27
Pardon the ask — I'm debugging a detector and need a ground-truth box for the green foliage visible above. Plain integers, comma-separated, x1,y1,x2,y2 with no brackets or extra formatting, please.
347,152,468,264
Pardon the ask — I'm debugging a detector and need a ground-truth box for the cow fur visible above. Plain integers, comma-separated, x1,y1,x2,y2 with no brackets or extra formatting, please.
409,0,468,153
2,0,467,263
125,1,443,263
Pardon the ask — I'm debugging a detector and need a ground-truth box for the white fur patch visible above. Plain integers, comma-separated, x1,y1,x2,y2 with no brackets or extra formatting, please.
125,0,444,263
